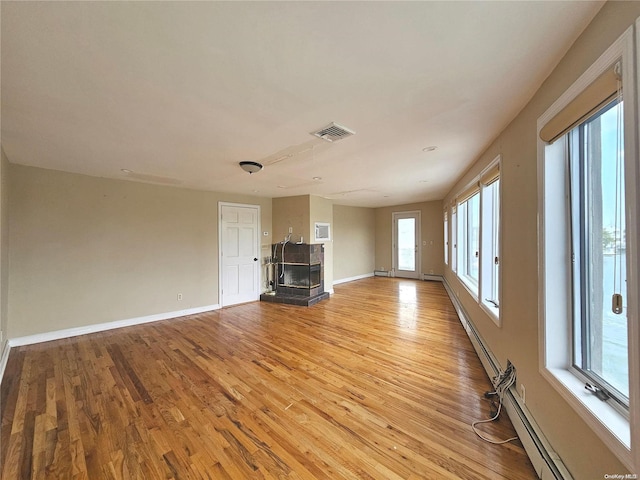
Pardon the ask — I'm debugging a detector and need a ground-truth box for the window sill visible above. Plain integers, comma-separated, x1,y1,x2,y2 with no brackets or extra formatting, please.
480,301,500,326
458,275,478,299
541,366,632,468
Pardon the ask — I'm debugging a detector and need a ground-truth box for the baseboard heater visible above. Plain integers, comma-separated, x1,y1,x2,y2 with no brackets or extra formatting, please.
422,273,443,282
443,280,573,480
374,270,390,277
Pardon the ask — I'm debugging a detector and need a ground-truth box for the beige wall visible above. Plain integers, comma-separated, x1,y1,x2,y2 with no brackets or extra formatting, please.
443,2,640,477
333,205,375,281
375,200,444,276
8,164,271,338
309,195,333,290
272,195,335,291
0,149,9,350
272,195,309,244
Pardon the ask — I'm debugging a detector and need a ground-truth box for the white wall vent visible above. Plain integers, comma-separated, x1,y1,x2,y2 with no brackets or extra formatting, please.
311,122,355,142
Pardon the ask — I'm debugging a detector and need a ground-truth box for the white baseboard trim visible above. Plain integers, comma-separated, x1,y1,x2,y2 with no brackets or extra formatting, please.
0,340,10,384
8,304,220,348
442,278,571,480
333,273,375,285
422,273,443,282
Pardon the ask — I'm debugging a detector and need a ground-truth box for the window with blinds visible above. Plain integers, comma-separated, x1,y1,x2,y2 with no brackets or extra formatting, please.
568,90,628,409
452,157,501,322
481,172,500,313
537,24,638,465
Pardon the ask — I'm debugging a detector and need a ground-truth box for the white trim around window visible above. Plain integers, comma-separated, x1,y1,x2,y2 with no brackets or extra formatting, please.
478,157,501,325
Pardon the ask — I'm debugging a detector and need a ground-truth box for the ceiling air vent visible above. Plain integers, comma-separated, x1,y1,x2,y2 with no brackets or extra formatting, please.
311,122,355,142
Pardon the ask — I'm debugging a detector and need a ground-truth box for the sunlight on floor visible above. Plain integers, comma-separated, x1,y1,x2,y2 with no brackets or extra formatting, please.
397,281,418,330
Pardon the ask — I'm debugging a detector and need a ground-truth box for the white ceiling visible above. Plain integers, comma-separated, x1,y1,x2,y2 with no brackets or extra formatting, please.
1,1,603,207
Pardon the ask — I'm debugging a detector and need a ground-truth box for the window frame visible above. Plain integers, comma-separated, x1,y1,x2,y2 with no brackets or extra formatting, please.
537,24,639,471
479,164,501,322
451,206,457,273
456,190,480,295
450,157,501,325
444,210,449,266
568,99,629,410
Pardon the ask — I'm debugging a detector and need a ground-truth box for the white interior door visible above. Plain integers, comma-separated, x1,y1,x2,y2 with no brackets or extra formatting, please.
393,211,421,279
220,203,260,306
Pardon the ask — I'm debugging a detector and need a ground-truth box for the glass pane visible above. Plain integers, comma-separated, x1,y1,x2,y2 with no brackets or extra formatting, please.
492,181,500,304
585,101,628,398
467,193,480,282
398,218,415,271
444,213,449,265
457,205,466,274
480,180,500,308
451,211,457,272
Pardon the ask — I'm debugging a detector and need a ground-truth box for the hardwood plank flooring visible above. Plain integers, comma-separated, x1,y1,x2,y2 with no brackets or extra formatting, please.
1,278,536,479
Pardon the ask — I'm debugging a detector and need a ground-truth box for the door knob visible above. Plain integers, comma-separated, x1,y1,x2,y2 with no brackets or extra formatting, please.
254,257,258,261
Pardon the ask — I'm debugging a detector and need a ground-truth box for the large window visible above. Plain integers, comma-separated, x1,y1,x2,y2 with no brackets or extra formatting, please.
539,25,638,470
457,190,480,292
451,160,501,322
444,211,449,265
569,99,628,408
451,207,457,272
480,175,500,312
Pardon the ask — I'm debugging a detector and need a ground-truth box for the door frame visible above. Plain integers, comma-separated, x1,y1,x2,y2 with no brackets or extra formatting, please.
218,202,261,307
392,210,421,279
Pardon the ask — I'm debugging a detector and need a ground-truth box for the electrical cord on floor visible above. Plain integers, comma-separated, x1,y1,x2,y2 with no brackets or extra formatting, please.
472,362,519,445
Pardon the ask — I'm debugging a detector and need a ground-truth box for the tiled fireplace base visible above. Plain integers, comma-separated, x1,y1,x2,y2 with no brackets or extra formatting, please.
259,291,330,306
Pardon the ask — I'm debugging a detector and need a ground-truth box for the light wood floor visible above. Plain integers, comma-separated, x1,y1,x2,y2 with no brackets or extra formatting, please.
1,278,536,479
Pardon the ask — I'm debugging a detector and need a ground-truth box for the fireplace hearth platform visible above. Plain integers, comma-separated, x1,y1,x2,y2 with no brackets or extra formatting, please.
260,291,330,306
260,243,329,307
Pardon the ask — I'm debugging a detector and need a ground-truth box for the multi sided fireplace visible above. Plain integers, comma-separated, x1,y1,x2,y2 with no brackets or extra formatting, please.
260,243,329,306
278,262,321,292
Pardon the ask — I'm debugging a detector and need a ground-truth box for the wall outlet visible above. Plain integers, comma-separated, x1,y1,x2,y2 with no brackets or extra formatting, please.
520,384,526,404
177,293,183,301
288,227,293,233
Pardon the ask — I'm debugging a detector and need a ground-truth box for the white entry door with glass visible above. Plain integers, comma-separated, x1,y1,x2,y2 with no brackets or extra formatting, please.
392,211,421,279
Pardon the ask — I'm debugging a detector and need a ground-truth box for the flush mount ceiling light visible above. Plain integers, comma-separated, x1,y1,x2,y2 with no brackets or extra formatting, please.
239,161,263,174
